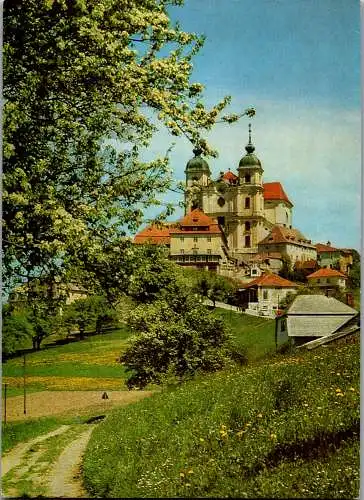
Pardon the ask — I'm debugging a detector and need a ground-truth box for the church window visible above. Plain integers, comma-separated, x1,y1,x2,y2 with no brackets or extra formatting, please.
193,236,198,242
207,236,212,242
245,197,250,209
245,174,251,183
217,216,225,226
218,197,226,207
245,235,251,247
245,221,251,231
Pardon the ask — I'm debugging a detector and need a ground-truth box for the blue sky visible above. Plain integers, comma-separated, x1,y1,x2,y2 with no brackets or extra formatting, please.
142,0,361,250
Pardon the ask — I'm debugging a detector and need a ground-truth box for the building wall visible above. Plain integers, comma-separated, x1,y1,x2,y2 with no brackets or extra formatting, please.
257,286,297,307
258,242,317,264
170,233,225,259
308,276,347,290
264,201,292,227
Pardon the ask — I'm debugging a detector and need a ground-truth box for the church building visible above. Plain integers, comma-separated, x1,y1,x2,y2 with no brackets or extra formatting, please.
184,124,316,267
134,125,317,273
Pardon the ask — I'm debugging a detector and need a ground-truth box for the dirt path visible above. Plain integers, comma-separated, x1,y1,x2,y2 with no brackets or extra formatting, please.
2,425,70,477
2,424,96,498
4,389,153,421
47,427,94,497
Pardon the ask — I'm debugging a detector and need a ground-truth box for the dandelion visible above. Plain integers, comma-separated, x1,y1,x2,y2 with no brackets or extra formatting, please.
303,403,308,407
180,472,185,478
257,413,263,418
188,469,193,474
236,430,244,438
349,387,355,392
199,437,205,443
269,433,277,440
335,388,342,392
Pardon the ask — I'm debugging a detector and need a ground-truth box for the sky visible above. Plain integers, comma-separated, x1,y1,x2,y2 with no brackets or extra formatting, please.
142,0,361,251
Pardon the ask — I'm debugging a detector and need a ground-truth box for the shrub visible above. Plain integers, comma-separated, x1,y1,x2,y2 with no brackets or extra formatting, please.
121,300,231,389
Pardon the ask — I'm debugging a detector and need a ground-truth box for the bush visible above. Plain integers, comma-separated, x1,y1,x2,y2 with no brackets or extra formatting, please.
121,300,231,389
2,306,34,356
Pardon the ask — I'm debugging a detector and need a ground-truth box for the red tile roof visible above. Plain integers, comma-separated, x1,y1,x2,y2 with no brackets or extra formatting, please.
259,225,315,247
222,170,238,183
169,208,223,235
240,273,298,289
307,268,347,279
133,224,171,245
295,259,318,270
263,182,292,206
315,243,339,253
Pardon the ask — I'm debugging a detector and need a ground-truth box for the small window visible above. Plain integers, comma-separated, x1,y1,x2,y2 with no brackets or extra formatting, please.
245,197,250,209
245,235,251,247
193,236,198,242
245,174,251,183
263,290,268,300
207,236,212,242
193,249,197,255
281,318,287,332
180,237,184,242
217,216,225,226
218,197,226,207
207,249,211,254
245,221,251,231
180,249,184,254
251,269,257,275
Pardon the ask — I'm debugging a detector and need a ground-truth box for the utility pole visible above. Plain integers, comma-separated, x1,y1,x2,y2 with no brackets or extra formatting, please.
23,354,27,415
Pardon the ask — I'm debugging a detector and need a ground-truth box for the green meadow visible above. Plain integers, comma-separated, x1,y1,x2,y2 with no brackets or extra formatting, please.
84,341,359,498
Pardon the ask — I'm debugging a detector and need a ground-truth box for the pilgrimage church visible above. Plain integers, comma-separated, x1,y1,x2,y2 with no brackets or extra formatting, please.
134,125,317,276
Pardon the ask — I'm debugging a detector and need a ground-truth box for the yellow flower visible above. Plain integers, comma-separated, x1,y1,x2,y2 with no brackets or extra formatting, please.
257,413,263,418
187,469,194,475
199,437,205,443
180,472,185,478
236,430,244,438
349,387,355,392
335,388,342,392
270,433,277,440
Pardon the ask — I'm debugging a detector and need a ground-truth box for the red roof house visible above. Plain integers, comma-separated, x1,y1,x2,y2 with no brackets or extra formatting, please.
263,182,293,206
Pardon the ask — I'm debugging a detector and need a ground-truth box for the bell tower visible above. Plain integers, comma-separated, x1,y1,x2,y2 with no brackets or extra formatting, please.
184,146,211,213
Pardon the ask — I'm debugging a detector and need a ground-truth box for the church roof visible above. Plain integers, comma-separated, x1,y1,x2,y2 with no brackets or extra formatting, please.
240,273,298,289
307,268,347,279
259,225,315,248
263,182,292,206
222,170,238,183
133,224,171,245
185,146,210,173
169,208,222,235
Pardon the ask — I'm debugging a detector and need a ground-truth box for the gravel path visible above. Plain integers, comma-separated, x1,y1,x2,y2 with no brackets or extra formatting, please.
2,425,70,477
47,427,94,498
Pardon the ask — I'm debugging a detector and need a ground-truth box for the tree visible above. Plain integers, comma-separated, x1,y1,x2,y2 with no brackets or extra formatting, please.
3,0,254,292
2,304,34,357
348,250,360,289
121,299,231,389
62,295,116,339
194,271,238,307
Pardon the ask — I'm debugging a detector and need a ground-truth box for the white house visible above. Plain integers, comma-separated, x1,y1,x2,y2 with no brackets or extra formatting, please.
238,273,299,318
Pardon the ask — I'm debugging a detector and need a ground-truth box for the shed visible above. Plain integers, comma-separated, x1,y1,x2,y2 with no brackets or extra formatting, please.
276,294,358,346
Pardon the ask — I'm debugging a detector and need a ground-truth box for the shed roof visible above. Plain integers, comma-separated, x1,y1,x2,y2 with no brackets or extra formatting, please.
287,295,357,315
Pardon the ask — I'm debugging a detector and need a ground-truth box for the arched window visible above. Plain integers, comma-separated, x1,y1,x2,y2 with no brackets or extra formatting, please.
245,235,251,247
245,221,251,231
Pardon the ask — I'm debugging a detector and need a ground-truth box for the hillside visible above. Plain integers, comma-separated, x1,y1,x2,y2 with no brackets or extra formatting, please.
83,340,359,498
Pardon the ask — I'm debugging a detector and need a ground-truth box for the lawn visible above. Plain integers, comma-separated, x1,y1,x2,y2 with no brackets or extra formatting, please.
214,309,276,361
83,340,359,498
2,327,131,397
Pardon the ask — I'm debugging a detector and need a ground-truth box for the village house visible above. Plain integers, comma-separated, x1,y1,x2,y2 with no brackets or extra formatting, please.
306,268,348,292
276,294,358,346
238,273,299,318
315,242,354,274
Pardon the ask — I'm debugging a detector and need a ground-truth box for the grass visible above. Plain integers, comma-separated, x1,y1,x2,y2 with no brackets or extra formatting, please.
214,309,276,361
2,327,131,395
83,341,359,498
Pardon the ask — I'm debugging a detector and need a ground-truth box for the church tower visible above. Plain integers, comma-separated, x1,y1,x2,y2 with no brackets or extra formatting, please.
233,124,266,257
184,146,211,213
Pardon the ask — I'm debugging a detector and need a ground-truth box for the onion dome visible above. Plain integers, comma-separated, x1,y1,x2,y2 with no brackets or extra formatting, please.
185,146,211,173
239,124,262,168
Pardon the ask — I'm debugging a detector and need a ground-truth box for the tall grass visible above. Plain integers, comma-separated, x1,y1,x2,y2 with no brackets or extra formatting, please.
83,341,359,498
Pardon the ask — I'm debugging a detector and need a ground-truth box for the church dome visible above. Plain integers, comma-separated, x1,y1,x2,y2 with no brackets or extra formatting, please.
185,146,211,173
238,124,262,168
